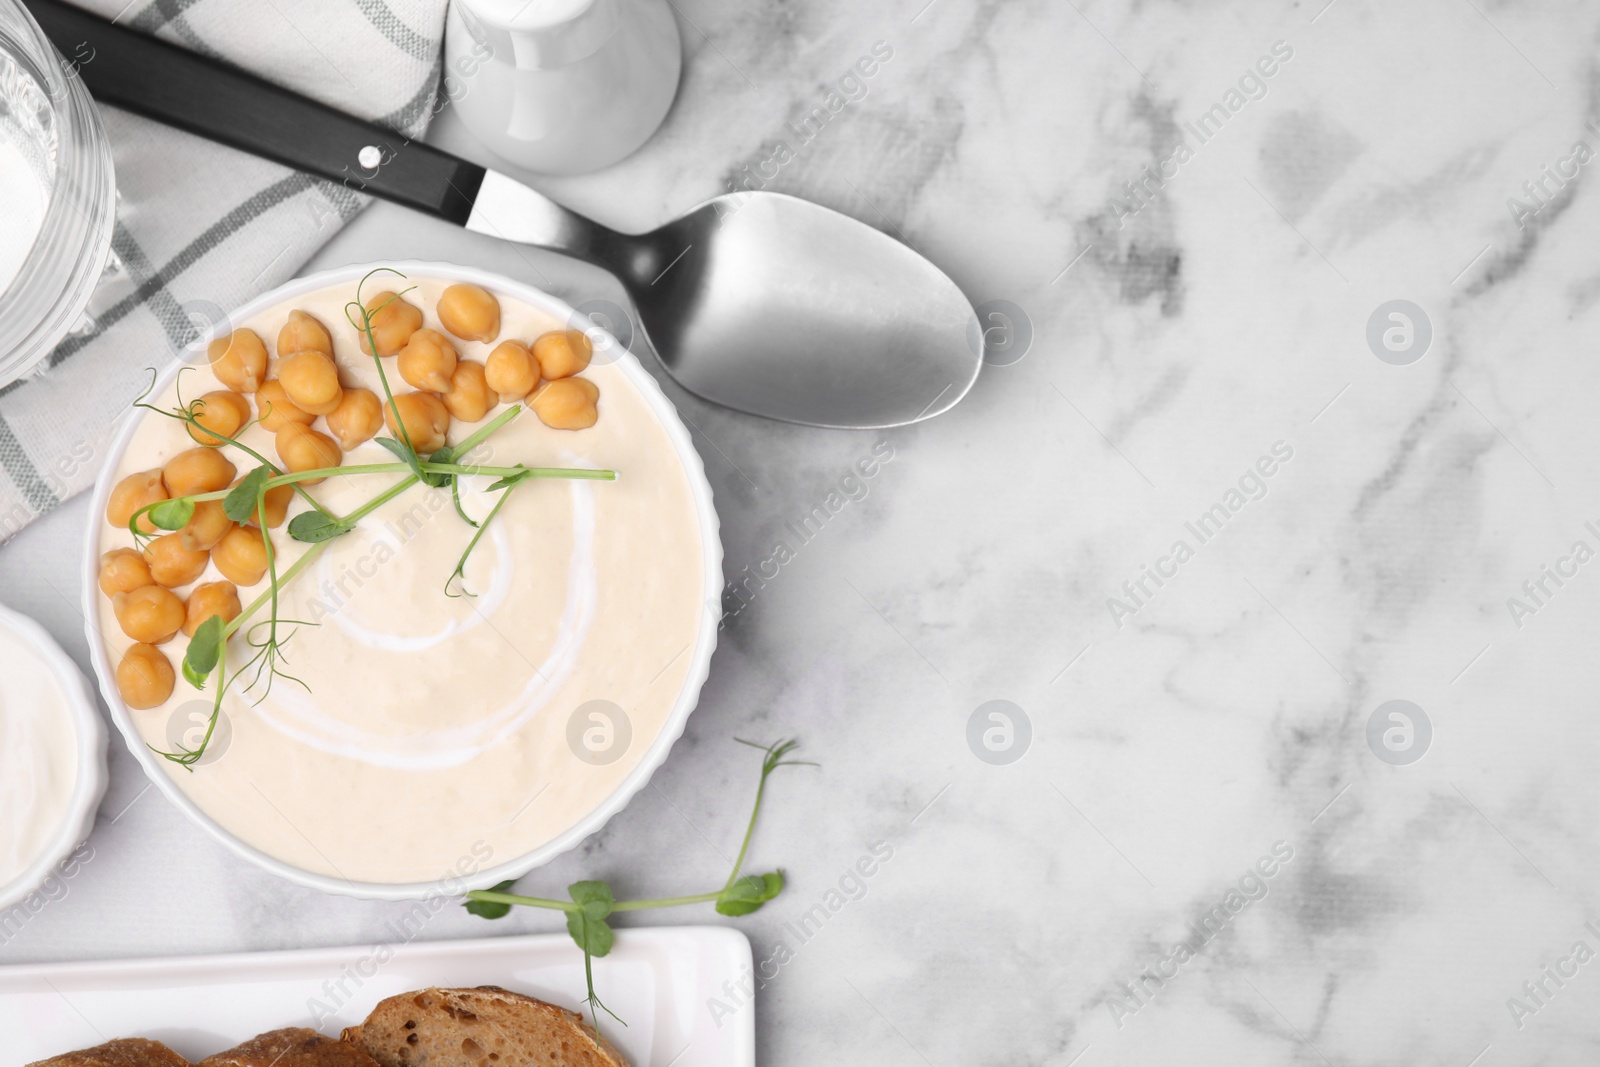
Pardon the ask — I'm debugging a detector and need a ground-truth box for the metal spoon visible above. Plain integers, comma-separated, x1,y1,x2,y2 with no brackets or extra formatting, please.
27,0,982,429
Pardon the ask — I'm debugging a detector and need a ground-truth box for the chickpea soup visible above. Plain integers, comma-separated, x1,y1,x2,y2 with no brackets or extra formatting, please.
93,275,713,885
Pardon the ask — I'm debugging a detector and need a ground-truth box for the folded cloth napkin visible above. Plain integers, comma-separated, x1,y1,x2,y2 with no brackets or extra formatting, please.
0,0,448,543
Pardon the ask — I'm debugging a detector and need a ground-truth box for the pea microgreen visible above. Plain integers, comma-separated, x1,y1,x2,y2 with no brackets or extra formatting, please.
345,269,424,464
462,737,814,1042
373,434,431,485
445,464,523,597
131,370,337,533
146,496,195,531
463,881,518,919
181,614,224,690
128,269,617,767
433,442,479,527
224,465,272,522
284,511,352,543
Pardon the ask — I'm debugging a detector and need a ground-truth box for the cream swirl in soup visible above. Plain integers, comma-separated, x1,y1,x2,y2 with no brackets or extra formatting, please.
94,278,710,885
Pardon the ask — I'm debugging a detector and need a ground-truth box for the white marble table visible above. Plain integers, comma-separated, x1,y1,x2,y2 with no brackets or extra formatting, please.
7,0,1600,1062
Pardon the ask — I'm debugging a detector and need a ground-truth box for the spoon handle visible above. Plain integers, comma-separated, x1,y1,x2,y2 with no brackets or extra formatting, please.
463,172,631,266
24,0,485,223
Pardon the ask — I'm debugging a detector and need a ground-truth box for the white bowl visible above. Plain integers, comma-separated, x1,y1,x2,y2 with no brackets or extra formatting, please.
80,261,722,900
0,601,107,911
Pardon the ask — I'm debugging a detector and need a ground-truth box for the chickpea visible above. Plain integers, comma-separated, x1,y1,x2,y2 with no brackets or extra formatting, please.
212,524,270,586
183,580,241,638
206,329,268,393
187,390,251,447
142,532,210,588
442,360,493,423
112,584,186,644
116,643,175,709
529,377,600,430
383,392,451,454
397,328,458,393
325,387,384,451
255,379,314,433
277,350,343,416
106,469,167,534
533,329,593,380
243,482,293,529
163,447,237,498
437,283,501,343
278,309,333,357
485,340,540,402
179,498,231,552
275,423,342,485
358,290,424,356
99,548,153,597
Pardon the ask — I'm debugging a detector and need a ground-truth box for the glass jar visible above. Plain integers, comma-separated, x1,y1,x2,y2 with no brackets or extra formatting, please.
0,0,115,386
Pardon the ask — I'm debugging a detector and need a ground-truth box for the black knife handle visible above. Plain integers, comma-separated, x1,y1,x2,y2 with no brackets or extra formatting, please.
23,0,485,224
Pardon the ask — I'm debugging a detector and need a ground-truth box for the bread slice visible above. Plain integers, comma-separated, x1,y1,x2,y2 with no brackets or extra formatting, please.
28,1038,191,1067
197,1029,380,1067
341,986,626,1067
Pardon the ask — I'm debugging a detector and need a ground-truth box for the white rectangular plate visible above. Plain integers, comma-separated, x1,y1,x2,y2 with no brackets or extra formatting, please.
0,926,753,1066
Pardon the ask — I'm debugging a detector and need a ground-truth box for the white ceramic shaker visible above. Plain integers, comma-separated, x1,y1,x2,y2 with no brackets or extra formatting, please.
444,0,682,176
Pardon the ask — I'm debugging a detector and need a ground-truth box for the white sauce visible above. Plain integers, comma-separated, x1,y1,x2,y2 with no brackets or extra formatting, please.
0,624,79,889
96,278,707,884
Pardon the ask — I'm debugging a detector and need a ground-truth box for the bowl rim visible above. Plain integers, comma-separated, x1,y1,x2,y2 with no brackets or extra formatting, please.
78,260,723,900
0,599,108,912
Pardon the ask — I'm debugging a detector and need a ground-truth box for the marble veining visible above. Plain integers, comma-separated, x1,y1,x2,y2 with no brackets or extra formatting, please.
5,0,1600,1063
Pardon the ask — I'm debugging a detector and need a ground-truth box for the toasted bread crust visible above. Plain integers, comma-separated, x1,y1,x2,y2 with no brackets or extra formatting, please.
197,1028,379,1067
27,1038,192,1067
342,986,626,1067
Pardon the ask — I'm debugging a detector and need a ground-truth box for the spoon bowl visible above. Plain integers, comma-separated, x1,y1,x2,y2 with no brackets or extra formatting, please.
621,192,980,427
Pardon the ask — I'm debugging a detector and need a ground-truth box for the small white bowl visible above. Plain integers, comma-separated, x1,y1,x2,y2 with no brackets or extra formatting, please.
0,601,108,911
80,261,722,900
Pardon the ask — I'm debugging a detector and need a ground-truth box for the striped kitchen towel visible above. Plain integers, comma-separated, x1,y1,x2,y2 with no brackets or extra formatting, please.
0,0,448,542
